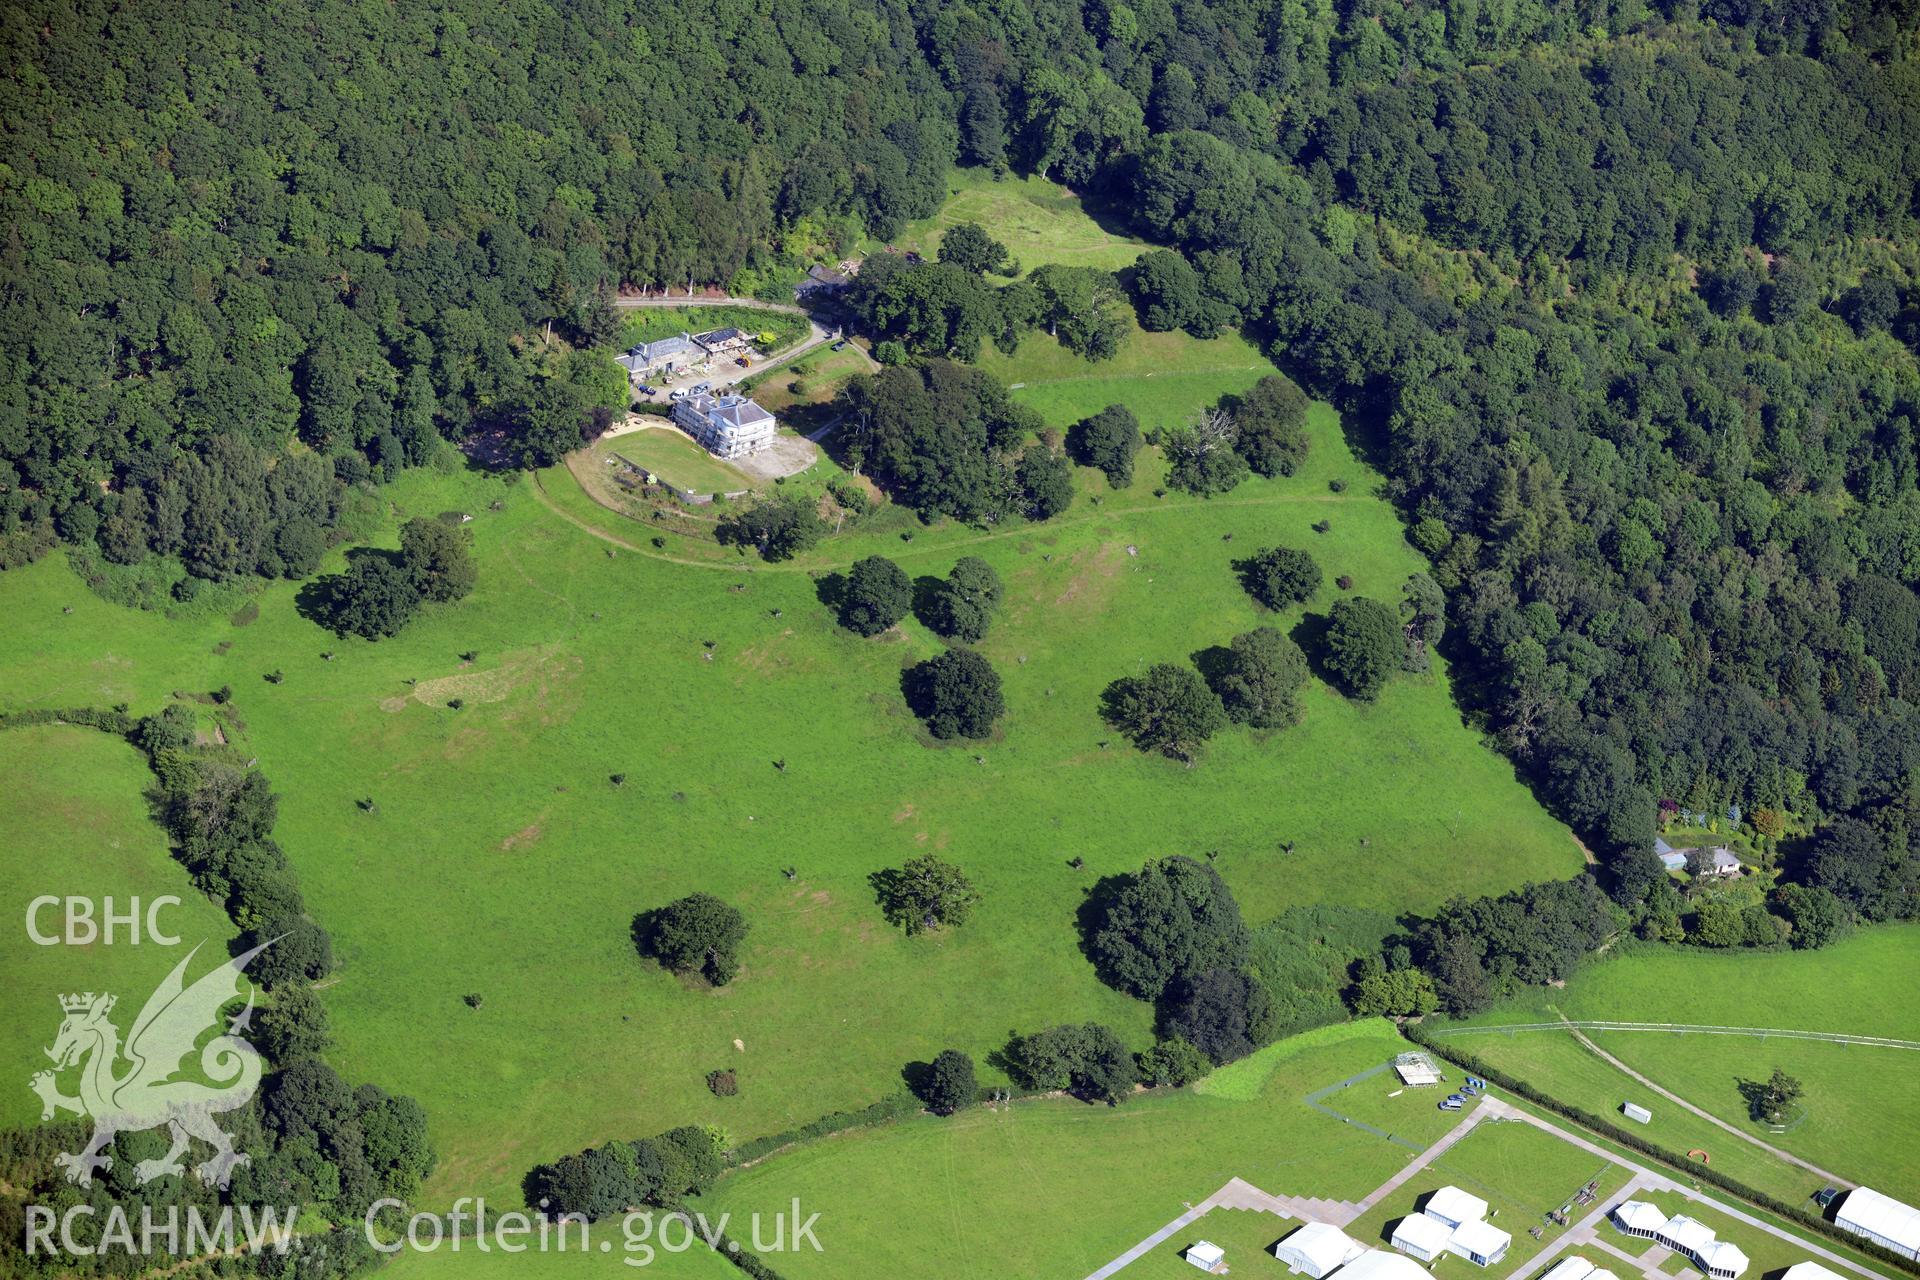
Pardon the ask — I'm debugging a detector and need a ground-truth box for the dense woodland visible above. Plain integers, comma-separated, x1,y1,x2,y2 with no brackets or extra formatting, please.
4,0,1920,1073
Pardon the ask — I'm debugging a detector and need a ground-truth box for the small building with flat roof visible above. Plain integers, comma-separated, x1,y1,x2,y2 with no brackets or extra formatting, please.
1394,1052,1444,1087
1185,1239,1225,1271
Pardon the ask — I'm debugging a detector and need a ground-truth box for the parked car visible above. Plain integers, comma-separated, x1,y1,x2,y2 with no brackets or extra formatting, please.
690,381,712,394
668,388,687,401
636,384,658,396
830,339,848,351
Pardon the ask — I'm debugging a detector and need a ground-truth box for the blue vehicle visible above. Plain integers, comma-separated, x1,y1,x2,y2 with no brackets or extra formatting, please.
636,384,658,396
1446,1093,1467,1104
1462,1084,1480,1096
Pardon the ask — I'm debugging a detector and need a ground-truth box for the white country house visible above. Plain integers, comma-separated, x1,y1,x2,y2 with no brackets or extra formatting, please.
672,392,777,460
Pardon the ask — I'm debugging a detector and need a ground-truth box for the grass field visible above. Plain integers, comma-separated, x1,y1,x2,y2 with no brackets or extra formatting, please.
0,179,1580,1219
0,725,239,1128
1128,1206,1291,1276
1443,930,1920,1201
702,1022,1434,1280
1342,1119,1627,1277
886,168,1150,278
600,426,756,496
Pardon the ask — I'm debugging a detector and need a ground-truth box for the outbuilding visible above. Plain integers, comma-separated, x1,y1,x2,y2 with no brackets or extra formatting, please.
1185,1240,1226,1272
1395,1052,1445,1087
1612,1200,1668,1239
1539,1258,1597,1280
1656,1215,1719,1261
1274,1222,1367,1277
1836,1187,1920,1260
1341,1250,1439,1280
1698,1240,1749,1279
1623,1102,1653,1124
1448,1219,1511,1268
1392,1214,1455,1262
1425,1186,1491,1229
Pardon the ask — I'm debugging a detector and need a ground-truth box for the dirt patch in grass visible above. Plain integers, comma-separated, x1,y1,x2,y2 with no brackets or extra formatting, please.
500,823,545,852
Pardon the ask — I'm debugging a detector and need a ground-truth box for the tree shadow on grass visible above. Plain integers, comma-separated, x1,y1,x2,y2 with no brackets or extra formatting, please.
1288,612,1338,686
909,574,945,630
813,571,847,615
1189,642,1236,701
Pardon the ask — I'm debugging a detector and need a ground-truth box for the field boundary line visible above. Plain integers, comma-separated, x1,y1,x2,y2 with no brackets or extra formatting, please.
1430,1022,1920,1050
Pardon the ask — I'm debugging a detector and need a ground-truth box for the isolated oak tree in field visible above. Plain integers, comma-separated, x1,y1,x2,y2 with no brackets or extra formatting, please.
1101,663,1226,760
1223,375,1310,478
905,647,1005,739
400,517,477,603
1322,597,1402,700
937,222,1009,275
872,852,981,935
838,554,912,635
922,555,1003,643
1237,545,1321,610
643,893,749,986
1068,404,1142,487
920,1049,979,1115
1211,626,1310,729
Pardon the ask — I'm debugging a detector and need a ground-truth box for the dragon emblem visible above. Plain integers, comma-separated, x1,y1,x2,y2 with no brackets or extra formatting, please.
29,940,268,1188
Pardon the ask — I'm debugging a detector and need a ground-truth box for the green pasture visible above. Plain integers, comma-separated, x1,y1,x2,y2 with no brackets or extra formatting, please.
1442,930,1920,1198
0,185,1579,1215
702,1021,1432,1280
1552,930,1920,1040
1434,1031,1826,1204
0,359,1576,1205
0,726,240,1128
378,1229,742,1279
1128,1207,1292,1277
886,168,1150,278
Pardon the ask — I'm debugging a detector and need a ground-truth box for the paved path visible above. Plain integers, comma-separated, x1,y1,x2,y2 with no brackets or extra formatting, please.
1075,1093,1891,1280
1337,1101,1495,1224
1080,1176,1295,1280
1553,1022,1857,1190
1504,1171,1660,1280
